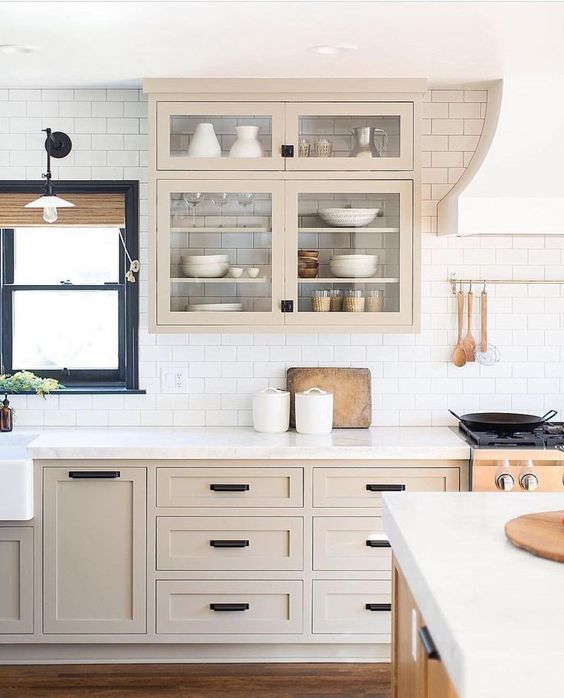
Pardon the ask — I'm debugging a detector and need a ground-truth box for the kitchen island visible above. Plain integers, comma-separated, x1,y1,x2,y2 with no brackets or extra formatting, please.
383,492,564,698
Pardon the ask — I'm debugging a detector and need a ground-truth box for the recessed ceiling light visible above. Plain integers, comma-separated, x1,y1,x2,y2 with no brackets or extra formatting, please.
0,44,37,55
308,44,358,56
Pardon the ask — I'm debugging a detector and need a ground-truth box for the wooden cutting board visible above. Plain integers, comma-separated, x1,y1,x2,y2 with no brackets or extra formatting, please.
286,367,372,429
505,510,564,563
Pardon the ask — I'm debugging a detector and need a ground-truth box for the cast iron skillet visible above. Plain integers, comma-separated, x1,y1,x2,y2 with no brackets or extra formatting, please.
449,409,558,433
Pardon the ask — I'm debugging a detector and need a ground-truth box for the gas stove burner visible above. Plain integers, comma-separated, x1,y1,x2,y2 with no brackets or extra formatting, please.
545,424,564,435
459,420,564,448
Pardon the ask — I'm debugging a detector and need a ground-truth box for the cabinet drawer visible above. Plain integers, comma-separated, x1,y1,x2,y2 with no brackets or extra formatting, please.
313,580,391,635
157,467,303,508
313,467,459,508
157,516,303,571
313,517,391,572
156,580,303,634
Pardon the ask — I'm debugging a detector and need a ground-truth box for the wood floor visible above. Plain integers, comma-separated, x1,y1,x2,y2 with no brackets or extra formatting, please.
0,663,391,698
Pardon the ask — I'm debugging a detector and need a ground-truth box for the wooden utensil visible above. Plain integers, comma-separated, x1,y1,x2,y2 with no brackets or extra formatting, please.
475,287,501,365
452,289,467,367
462,288,476,361
505,510,564,563
287,367,371,428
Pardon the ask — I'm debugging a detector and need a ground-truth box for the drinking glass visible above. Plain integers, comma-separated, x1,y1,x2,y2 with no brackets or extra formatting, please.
182,192,204,227
236,192,255,228
209,192,229,227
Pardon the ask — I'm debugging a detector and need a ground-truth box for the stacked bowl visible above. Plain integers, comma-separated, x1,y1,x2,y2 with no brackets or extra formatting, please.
329,254,379,279
181,254,229,278
319,208,379,227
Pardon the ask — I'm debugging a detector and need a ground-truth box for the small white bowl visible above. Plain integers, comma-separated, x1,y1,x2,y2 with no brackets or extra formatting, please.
247,267,260,278
230,267,243,278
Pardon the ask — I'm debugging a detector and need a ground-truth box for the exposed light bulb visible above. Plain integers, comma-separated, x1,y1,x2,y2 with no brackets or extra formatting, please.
43,206,58,224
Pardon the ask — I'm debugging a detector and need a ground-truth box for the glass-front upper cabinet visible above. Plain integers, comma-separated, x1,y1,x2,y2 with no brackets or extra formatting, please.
156,102,286,171
156,180,284,327
285,103,413,171
284,180,414,327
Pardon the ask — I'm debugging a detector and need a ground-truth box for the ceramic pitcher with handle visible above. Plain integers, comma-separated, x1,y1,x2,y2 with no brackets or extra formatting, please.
350,126,388,158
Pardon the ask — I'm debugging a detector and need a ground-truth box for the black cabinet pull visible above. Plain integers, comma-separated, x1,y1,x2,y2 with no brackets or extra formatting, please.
281,144,294,157
366,484,406,492
419,626,440,659
210,603,249,612
210,539,250,548
365,603,392,612
209,483,250,492
366,539,391,548
69,471,120,479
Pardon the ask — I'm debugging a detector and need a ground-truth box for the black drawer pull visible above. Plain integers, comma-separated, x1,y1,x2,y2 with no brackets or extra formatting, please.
209,483,250,492
365,603,392,612
210,603,249,612
419,626,440,659
366,539,391,548
69,471,120,479
366,484,406,492
210,539,250,548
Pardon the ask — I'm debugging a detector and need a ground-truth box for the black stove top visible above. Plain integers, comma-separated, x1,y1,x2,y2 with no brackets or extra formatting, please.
458,421,564,448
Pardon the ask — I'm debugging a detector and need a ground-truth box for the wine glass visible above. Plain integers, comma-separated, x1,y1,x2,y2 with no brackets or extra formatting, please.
209,192,229,228
236,192,255,228
182,192,203,227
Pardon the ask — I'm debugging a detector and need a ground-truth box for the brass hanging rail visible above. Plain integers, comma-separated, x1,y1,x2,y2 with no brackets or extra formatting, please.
448,273,564,295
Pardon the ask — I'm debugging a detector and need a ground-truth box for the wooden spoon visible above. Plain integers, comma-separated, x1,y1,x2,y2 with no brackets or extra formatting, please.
462,289,476,361
453,289,467,367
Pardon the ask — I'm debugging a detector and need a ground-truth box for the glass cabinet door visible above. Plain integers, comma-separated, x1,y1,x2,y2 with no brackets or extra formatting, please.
156,102,285,171
284,180,414,327
156,180,284,327
285,103,413,171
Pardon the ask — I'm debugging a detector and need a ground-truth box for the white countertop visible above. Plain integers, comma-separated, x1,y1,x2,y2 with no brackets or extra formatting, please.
383,492,564,698
12,426,470,460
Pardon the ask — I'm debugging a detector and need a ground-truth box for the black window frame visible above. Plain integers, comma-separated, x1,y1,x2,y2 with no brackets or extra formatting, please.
0,180,140,393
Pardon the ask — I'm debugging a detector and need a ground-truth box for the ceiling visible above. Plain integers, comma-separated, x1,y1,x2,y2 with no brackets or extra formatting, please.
1,1,563,88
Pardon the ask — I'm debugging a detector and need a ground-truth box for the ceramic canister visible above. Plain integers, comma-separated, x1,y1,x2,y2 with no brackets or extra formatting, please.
294,387,334,435
252,387,290,433
187,123,222,157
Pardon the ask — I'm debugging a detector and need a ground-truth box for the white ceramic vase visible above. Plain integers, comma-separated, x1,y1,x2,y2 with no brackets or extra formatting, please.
187,123,222,158
229,125,263,158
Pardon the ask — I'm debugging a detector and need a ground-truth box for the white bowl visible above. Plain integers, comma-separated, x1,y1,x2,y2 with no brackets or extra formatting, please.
182,262,229,278
230,267,244,278
329,255,379,278
319,208,379,227
188,303,243,312
247,267,260,278
331,254,379,261
181,254,229,264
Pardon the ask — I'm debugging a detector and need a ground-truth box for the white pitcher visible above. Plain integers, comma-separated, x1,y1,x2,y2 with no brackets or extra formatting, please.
229,125,263,158
187,123,222,157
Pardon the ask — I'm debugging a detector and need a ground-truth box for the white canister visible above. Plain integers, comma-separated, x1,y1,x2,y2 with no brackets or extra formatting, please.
229,125,263,158
295,387,333,435
187,123,222,157
252,387,290,433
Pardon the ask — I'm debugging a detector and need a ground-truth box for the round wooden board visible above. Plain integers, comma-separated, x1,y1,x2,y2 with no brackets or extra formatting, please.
505,510,564,563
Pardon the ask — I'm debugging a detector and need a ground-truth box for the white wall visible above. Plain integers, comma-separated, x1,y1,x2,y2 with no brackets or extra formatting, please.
1,87,563,428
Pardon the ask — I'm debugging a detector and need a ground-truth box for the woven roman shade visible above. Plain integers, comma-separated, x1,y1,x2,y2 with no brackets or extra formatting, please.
0,192,125,226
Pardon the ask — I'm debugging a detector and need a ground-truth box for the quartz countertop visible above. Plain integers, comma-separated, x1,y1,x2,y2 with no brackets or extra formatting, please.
383,492,564,698
7,426,470,460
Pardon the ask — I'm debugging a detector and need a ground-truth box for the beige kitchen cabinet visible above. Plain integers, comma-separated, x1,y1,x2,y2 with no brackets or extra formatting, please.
43,467,146,634
313,580,391,635
145,78,424,333
392,559,458,698
0,527,33,634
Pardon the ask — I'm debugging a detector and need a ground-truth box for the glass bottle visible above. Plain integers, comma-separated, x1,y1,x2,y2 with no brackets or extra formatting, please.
0,395,13,432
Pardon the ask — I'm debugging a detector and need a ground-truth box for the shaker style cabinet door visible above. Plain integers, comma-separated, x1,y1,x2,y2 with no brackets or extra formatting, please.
155,179,285,328
0,527,33,634
43,467,146,634
285,102,414,171
156,102,286,171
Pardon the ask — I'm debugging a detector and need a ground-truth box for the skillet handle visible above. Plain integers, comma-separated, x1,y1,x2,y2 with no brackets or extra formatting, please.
539,410,557,423
448,409,463,421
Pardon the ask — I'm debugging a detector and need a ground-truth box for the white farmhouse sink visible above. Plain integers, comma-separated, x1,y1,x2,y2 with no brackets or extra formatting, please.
0,433,36,520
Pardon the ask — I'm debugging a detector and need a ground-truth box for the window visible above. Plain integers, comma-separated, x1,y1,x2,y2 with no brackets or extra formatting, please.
0,181,140,392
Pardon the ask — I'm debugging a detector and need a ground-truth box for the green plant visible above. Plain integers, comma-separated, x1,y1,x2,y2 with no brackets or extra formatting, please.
0,371,61,398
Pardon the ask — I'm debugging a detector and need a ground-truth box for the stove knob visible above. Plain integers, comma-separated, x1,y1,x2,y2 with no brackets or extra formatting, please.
495,473,515,491
520,473,539,491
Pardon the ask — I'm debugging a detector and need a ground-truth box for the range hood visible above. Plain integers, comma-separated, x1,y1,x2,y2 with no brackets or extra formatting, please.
438,79,564,235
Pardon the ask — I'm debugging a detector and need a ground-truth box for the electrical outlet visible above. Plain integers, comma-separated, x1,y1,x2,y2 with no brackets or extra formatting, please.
161,367,187,393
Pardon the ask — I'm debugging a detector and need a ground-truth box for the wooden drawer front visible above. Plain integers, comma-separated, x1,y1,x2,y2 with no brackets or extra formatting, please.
156,580,303,634
313,580,391,635
313,467,459,508
157,467,303,508
313,517,391,572
157,516,303,571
